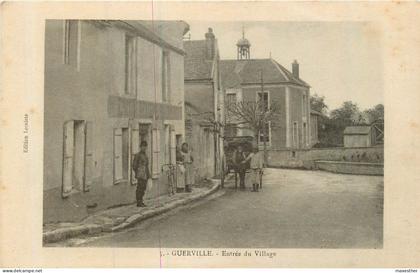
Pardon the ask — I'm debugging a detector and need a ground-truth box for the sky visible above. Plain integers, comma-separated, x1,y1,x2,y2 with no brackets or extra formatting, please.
186,21,384,111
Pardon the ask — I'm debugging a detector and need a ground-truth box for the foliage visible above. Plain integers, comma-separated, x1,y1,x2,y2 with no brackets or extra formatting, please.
316,101,384,147
310,94,328,115
363,104,384,124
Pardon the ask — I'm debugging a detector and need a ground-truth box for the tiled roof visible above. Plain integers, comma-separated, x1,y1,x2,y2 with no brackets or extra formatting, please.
220,58,309,88
343,126,371,135
184,40,214,81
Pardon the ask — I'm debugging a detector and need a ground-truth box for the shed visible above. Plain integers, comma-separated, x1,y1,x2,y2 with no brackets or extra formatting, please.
343,126,372,147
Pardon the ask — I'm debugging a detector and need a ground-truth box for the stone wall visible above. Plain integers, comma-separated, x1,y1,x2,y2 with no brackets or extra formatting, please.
267,146,384,170
315,161,383,176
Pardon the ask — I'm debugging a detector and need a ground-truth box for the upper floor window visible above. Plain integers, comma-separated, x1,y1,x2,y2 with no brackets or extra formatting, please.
125,34,137,95
63,20,80,68
302,93,307,117
226,93,237,107
257,91,269,111
162,51,171,102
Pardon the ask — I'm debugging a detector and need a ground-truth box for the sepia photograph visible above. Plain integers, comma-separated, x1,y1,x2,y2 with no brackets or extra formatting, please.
42,19,384,248
2,0,420,269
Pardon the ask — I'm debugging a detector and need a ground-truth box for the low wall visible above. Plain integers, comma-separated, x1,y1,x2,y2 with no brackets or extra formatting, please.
267,146,384,174
315,161,384,176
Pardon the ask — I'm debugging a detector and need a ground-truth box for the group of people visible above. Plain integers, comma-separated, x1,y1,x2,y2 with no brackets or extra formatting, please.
232,145,264,192
131,141,193,207
132,140,265,207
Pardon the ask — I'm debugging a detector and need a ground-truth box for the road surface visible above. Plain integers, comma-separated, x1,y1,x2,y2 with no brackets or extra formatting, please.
73,168,383,248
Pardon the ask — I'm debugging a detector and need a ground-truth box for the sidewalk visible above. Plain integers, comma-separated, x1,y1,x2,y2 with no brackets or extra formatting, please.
43,178,221,244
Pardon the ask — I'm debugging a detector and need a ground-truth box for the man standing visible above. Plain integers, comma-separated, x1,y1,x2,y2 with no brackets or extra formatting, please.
132,141,151,207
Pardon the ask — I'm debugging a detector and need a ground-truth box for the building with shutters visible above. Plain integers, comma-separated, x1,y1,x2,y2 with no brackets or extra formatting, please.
221,30,312,150
43,20,189,223
183,28,225,180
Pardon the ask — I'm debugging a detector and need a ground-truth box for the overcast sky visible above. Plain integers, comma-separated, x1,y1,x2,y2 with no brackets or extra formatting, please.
186,21,384,111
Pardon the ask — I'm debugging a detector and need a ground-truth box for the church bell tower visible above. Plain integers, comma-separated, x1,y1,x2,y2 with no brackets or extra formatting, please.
237,27,251,60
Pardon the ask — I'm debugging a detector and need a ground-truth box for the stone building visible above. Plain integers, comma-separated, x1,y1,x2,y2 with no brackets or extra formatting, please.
183,28,224,180
221,31,312,150
44,20,189,223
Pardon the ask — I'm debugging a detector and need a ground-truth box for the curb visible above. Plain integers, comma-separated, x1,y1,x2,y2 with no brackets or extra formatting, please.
110,179,220,232
43,179,220,244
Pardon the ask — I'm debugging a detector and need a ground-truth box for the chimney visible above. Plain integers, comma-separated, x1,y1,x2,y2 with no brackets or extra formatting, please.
292,60,299,78
205,28,215,60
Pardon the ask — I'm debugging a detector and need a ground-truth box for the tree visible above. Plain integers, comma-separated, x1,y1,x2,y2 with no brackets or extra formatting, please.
226,98,281,162
320,101,362,146
363,104,384,124
310,93,328,115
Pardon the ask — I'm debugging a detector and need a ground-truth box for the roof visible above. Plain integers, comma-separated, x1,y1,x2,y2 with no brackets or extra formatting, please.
236,37,251,47
184,40,215,81
104,20,188,55
220,58,310,88
343,126,371,135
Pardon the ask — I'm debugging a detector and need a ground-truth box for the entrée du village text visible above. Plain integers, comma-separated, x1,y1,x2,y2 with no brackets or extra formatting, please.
169,250,277,259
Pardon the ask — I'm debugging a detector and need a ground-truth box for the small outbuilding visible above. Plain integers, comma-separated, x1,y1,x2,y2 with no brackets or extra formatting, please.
343,126,372,147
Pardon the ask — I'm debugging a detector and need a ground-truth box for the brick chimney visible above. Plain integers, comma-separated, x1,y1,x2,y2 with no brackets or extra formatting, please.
292,60,299,78
205,28,215,60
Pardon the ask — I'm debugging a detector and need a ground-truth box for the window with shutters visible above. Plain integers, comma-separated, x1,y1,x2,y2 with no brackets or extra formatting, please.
292,121,299,148
125,34,137,95
152,128,161,178
259,121,271,144
63,20,80,68
302,93,307,117
226,93,237,107
257,91,269,111
162,51,170,102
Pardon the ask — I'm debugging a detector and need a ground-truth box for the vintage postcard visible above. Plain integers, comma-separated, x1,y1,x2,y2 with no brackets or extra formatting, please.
1,0,420,268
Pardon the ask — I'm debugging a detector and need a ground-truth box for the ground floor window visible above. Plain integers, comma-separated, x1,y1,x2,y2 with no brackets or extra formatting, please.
113,127,129,184
62,120,93,197
293,121,299,148
259,121,271,144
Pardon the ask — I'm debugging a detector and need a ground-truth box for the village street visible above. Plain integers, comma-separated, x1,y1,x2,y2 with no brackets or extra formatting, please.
70,168,383,248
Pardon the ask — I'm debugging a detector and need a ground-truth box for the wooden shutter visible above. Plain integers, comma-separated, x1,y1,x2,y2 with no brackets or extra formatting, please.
130,125,140,185
62,121,74,197
114,128,123,183
84,121,94,191
170,126,176,165
152,128,160,178
165,125,171,164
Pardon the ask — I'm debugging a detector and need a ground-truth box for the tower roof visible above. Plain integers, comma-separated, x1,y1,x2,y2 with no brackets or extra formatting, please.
236,26,251,47
236,37,251,47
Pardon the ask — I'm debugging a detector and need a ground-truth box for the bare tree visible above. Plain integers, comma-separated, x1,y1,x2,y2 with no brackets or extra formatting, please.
226,98,281,162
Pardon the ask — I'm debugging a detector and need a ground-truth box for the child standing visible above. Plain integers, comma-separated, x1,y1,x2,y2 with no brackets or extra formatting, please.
243,146,264,192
